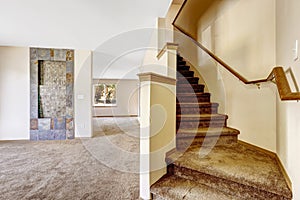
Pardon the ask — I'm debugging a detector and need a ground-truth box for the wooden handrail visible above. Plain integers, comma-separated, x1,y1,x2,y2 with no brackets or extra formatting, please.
172,0,300,101
272,67,300,101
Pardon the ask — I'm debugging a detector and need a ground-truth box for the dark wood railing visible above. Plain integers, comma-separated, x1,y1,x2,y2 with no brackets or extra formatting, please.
172,0,300,101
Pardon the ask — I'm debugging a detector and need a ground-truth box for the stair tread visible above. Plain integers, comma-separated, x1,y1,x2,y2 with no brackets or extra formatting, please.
177,64,190,67
177,76,197,79
177,127,240,137
177,102,218,107
177,114,228,118
177,71,193,75
177,93,211,103
151,175,237,200
177,92,210,96
177,67,188,69
177,70,191,72
170,143,292,198
177,83,204,86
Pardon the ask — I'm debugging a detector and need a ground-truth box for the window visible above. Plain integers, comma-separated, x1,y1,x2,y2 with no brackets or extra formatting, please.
93,83,116,106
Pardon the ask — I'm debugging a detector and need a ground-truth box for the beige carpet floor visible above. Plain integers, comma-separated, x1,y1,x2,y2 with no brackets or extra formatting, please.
0,118,140,200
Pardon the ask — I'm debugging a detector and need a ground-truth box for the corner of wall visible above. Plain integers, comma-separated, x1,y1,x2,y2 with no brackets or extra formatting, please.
74,50,93,138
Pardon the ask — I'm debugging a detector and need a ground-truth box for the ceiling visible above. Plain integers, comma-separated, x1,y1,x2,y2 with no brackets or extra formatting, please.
0,0,172,50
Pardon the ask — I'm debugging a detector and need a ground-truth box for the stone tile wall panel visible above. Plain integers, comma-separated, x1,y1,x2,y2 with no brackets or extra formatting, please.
30,48,74,141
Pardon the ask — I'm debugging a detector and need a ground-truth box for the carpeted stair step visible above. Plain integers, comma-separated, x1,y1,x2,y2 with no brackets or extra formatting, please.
177,84,204,93
167,143,292,200
177,70,194,78
176,114,228,129
153,54,294,200
177,68,193,74
177,65,190,71
177,102,219,115
177,55,184,61
177,60,186,65
176,127,240,150
177,77,199,84
177,93,210,103
151,175,238,200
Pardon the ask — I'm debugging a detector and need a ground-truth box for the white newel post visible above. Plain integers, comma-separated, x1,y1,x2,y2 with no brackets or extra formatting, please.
139,44,178,199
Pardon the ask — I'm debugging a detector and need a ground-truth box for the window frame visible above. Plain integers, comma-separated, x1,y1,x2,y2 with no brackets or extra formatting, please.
92,83,117,107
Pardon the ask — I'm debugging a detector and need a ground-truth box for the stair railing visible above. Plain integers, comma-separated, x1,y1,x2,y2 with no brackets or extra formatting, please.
172,0,300,101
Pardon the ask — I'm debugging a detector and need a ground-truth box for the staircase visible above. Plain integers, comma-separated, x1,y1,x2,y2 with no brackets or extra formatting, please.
176,55,240,151
150,55,292,200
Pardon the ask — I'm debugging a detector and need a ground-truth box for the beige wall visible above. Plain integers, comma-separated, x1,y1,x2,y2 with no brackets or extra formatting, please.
149,82,176,184
74,50,93,138
139,78,176,199
92,79,139,117
165,3,181,31
276,0,300,198
198,0,276,79
0,46,30,140
174,0,214,39
165,3,182,43
175,0,277,151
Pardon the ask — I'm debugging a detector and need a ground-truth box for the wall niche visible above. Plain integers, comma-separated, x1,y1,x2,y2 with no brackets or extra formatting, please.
30,48,74,140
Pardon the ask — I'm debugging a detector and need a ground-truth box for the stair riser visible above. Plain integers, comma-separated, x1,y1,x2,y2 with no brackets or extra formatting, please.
176,120,227,129
176,136,238,151
177,84,204,89
177,96,210,103
177,87,204,93
177,57,184,61
178,61,186,65
177,71,194,78
177,66,190,71
173,166,289,200
177,107,218,115
177,78,199,84
177,69,193,74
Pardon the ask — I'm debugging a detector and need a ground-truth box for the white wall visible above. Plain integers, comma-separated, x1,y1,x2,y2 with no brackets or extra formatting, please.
193,0,277,151
0,47,93,140
74,50,93,138
92,79,139,117
0,47,30,140
276,0,300,198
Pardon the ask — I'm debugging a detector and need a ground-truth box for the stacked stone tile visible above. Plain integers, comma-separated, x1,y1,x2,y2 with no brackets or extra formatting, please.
30,48,74,140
